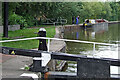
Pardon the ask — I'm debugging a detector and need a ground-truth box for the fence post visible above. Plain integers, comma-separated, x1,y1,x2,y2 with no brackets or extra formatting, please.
38,28,47,51
93,43,96,56
47,39,50,52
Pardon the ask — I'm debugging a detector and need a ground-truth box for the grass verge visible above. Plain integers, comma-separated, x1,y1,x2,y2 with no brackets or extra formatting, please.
2,26,56,49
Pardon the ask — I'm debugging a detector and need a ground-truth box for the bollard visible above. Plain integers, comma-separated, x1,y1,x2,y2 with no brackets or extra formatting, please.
38,28,47,51
31,57,42,72
31,28,48,72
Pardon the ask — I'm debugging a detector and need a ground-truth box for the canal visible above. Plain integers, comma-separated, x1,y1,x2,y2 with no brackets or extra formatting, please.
63,23,120,74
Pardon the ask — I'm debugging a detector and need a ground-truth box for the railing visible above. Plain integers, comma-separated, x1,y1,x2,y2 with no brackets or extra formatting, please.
54,19,67,25
42,18,67,25
2,46,120,78
0,37,117,53
1,37,119,78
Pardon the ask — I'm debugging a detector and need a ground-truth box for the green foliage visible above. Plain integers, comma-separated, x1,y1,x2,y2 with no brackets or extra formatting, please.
110,2,120,21
8,13,28,28
8,13,22,25
7,2,120,26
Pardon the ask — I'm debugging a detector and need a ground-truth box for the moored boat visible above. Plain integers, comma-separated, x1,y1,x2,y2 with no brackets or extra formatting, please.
81,19,108,27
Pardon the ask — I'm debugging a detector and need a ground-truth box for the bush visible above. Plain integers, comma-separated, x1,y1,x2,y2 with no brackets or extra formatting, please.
8,13,28,28
9,13,22,25
24,15,36,27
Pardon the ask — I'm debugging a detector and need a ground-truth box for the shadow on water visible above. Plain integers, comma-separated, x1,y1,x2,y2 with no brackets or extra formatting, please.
63,23,119,74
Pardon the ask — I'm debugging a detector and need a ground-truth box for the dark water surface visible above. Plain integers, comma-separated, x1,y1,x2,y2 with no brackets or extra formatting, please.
63,23,119,74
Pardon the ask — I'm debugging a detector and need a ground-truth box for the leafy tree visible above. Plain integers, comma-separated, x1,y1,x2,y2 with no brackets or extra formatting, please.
5,2,119,27
101,2,112,20
110,2,119,21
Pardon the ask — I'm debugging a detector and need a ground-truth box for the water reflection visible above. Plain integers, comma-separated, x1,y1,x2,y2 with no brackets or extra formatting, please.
64,23,119,54
76,32,79,39
63,23,119,74
93,23,108,33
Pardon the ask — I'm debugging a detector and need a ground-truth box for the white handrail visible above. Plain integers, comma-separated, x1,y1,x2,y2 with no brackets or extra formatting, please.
0,37,117,52
0,37,116,46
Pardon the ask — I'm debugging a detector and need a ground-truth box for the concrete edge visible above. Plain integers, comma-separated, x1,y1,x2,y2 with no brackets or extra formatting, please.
46,26,66,71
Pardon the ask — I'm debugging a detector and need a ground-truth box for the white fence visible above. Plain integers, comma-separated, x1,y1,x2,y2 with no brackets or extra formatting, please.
0,37,117,53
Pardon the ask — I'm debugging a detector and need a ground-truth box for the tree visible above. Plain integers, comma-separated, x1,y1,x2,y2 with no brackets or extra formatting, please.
5,2,119,27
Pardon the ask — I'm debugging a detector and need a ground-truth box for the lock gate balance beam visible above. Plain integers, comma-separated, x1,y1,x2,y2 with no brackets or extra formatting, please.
1,47,120,78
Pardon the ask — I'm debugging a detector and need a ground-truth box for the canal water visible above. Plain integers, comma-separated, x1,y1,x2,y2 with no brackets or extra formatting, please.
63,23,120,75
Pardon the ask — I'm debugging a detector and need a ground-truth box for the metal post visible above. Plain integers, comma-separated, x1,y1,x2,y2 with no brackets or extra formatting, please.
93,43,96,56
3,2,8,38
53,22,55,26
47,39,50,52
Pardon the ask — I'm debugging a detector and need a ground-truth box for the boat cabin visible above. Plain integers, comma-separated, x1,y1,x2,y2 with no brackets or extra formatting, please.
85,19,108,24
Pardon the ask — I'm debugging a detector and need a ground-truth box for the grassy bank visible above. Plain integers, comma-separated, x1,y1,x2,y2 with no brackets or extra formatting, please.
2,26,55,49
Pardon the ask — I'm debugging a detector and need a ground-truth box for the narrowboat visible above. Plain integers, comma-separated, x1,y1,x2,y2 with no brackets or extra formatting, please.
81,19,108,27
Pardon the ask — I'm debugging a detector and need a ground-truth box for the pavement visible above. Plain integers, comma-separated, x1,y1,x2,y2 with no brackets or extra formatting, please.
0,54,16,63
0,53,34,79
49,27,66,52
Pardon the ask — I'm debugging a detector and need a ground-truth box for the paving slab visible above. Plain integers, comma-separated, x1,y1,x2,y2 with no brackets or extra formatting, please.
1,53,34,79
